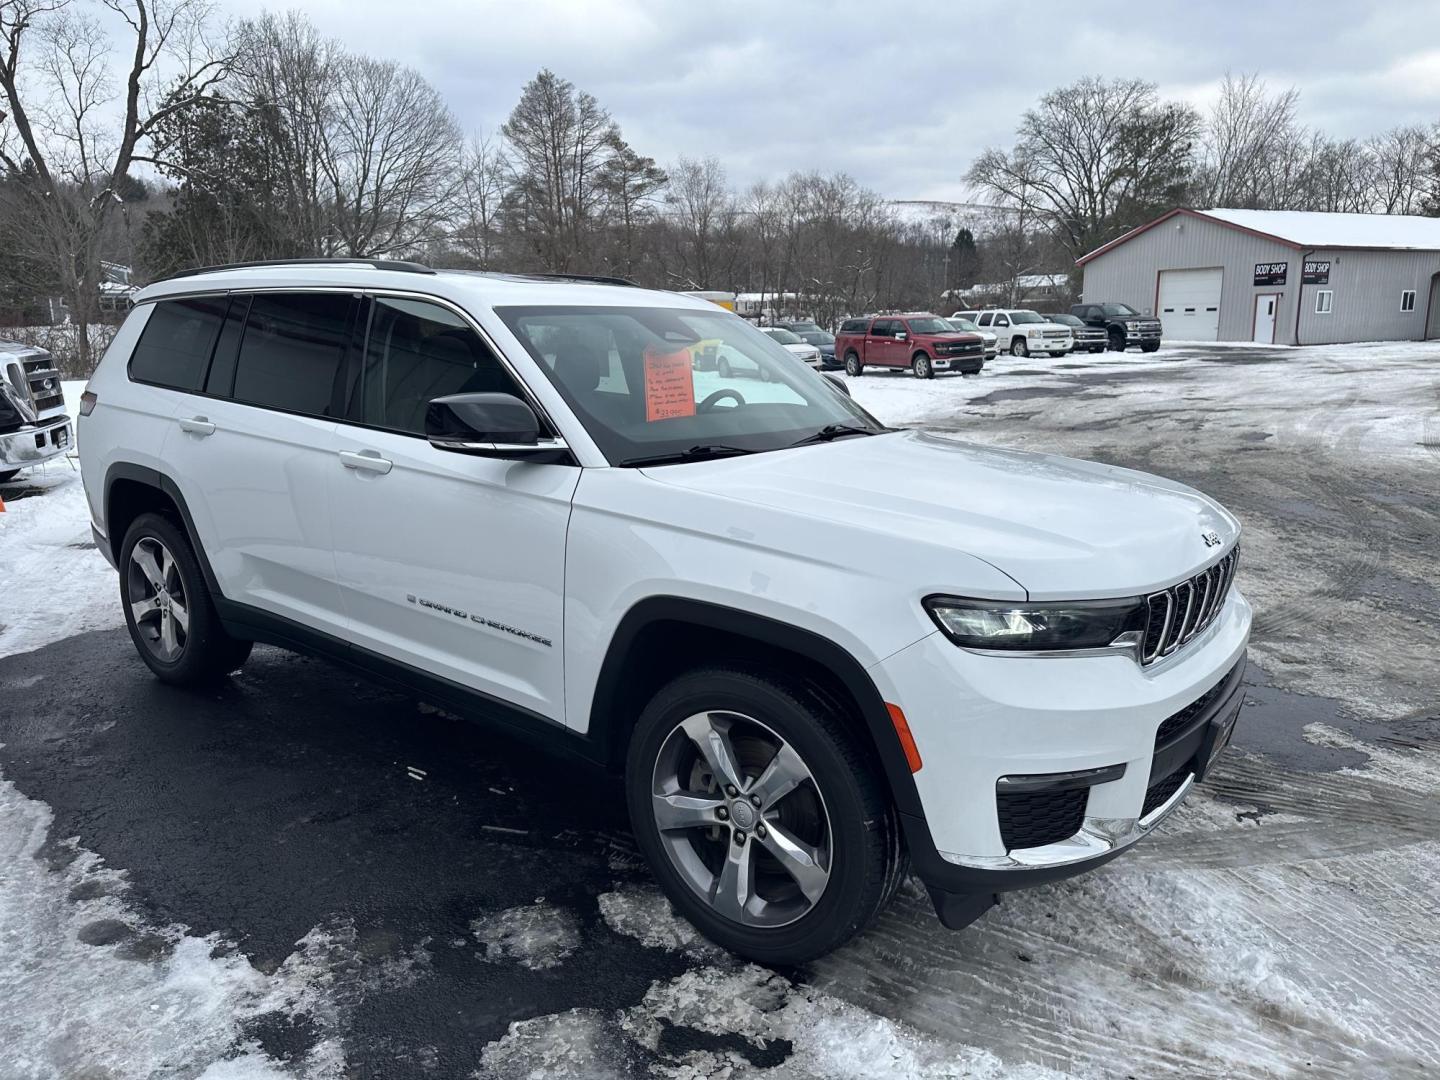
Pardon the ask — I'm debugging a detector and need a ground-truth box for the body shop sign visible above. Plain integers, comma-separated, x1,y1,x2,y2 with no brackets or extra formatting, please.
1254,261,1288,286
1302,260,1331,284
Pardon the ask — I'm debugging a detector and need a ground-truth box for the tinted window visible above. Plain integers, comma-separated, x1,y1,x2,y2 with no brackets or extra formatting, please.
976,313,992,326
839,319,867,334
129,296,227,391
363,296,521,434
870,321,896,338
232,293,356,417
763,328,803,344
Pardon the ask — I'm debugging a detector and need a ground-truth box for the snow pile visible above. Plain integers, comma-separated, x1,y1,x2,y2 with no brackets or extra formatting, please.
481,964,1075,1079
597,884,722,959
471,900,582,970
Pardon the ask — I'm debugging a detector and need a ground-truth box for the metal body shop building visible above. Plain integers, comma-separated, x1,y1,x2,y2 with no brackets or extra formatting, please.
1077,208,1440,345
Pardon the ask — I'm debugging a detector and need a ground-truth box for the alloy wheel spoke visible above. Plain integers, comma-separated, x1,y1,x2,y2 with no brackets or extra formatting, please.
758,821,830,903
710,837,754,922
680,713,747,793
159,611,179,658
652,791,723,832
750,741,809,808
130,596,161,625
168,594,189,634
133,545,165,590
159,544,175,588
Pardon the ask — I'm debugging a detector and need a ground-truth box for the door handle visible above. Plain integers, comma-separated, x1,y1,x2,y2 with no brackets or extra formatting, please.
178,416,216,436
338,449,393,475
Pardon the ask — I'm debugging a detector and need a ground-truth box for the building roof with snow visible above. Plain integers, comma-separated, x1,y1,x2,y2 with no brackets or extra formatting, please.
1079,207,1440,265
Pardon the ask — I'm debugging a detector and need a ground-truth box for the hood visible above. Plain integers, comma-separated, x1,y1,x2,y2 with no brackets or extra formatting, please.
920,331,982,343
643,429,1238,599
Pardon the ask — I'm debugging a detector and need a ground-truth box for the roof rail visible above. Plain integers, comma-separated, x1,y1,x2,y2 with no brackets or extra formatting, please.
168,258,436,280
521,273,640,288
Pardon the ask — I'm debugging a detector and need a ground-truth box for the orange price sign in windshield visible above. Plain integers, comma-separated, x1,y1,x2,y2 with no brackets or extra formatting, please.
643,346,696,422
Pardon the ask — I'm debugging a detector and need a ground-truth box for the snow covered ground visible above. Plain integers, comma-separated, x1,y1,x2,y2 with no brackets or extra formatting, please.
1,353,1438,1077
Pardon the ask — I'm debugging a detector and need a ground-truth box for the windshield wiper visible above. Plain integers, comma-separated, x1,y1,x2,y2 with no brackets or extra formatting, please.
786,424,881,448
622,444,756,467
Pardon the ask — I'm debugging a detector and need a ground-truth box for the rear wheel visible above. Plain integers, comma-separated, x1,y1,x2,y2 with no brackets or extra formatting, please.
912,353,934,379
1010,337,1028,357
120,513,252,686
844,352,863,377
626,667,905,964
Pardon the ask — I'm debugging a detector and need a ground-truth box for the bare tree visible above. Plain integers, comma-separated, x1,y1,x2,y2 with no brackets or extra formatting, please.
967,77,1201,262
0,0,229,367
321,55,460,256
1197,72,1301,208
597,138,665,277
663,155,732,288
1368,124,1433,214
452,130,507,268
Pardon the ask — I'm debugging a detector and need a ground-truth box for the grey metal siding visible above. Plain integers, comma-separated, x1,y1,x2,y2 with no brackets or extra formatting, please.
1081,215,1300,342
1294,248,1440,344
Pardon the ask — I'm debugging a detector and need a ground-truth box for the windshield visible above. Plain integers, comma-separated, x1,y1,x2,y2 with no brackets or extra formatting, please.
799,331,834,345
1047,314,1083,327
947,318,980,333
904,317,952,334
763,327,803,344
1010,311,1045,324
785,321,822,333
496,305,883,465
1101,303,1139,317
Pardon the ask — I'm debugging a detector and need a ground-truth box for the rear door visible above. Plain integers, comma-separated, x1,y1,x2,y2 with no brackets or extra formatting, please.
871,319,902,366
327,294,579,722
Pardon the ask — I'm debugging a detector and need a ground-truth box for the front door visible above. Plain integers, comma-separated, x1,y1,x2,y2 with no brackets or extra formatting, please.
1252,294,1277,344
328,294,579,722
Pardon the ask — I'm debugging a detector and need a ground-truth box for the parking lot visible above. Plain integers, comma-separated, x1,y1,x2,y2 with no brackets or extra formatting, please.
2,342,1438,1078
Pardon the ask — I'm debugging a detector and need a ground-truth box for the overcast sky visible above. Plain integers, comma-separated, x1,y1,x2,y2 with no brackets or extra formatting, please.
214,0,1440,202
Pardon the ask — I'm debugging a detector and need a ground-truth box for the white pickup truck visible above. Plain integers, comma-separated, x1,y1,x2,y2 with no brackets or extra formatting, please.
959,309,1073,358
0,341,73,481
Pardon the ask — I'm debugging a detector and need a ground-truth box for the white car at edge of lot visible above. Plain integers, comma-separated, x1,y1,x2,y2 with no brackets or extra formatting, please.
955,309,1073,357
759,326,823,369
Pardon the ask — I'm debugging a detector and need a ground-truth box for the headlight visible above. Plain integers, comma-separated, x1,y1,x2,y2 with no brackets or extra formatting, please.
1026,328,1040,338
1126,321,1140,330
923,596,1146,652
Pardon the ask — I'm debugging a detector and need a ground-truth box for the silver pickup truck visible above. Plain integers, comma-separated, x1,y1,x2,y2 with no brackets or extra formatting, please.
1,341,73,481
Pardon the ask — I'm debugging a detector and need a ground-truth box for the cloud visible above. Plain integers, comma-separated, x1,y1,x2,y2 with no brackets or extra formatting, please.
214,0,1440,200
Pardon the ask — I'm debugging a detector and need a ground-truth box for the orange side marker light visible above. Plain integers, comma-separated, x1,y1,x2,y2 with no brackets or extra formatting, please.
886,703,922,773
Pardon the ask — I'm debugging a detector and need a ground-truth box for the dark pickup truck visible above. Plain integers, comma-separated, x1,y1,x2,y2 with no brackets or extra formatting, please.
1071,303,1162,353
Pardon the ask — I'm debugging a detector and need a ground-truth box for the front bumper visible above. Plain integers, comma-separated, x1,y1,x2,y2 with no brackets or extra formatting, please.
871,589,1251,925
1125,327,1163,345
941,352,985,373
0,415,72,468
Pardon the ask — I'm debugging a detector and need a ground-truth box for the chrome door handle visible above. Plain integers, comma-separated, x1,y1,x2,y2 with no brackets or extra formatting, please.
338,449,393,475
178,416,216,436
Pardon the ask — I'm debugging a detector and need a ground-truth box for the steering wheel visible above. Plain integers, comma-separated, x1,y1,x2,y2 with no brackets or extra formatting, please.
698,388,746,412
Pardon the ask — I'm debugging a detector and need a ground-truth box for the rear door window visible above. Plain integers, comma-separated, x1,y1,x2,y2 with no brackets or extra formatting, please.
231,293,359,418
128,296,228,391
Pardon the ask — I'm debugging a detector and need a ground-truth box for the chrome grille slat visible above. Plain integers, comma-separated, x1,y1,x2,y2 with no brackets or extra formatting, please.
1139,544,1239,666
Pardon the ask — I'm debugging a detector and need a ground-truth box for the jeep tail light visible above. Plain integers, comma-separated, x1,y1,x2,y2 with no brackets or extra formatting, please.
79,390,98,416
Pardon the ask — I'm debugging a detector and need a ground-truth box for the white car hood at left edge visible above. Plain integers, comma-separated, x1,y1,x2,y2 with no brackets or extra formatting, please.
642,429,1240,600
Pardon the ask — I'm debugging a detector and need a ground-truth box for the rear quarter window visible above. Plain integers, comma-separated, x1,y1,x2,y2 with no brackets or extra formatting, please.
839,320,868,334
127,296,228,391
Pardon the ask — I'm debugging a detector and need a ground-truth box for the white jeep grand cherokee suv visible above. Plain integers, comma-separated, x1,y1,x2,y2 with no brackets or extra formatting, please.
78,261,1250,963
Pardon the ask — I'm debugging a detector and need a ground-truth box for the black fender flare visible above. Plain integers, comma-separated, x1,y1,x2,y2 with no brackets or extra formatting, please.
588,596,926,822
102,462,224,596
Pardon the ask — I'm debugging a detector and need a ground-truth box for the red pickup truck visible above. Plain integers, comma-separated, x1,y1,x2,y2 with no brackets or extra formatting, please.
834,313,986,379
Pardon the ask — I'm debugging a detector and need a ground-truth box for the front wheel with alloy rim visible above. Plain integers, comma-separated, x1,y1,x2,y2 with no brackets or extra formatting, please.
911,353,933,379
844,352,863,377
626,667,905,964
119,513,252,686
1010,337,1029,357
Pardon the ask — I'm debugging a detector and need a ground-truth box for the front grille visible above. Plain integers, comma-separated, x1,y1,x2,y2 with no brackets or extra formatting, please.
1141,770,1187,818
1141,546,1238,664
940,341,982,355
1043,330,1070,339
1154,661,1240,747
997,787,1087,851
22,356,64,414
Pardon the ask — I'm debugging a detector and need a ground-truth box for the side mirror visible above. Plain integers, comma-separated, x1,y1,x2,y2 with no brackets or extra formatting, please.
823,372,851,396
425,392,569,461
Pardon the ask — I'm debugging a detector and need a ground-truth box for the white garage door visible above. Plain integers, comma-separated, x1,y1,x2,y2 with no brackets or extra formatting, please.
1158,268,1222,341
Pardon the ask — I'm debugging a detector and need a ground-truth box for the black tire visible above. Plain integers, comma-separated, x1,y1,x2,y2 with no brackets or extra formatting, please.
911,353,934,379
718,357,732,378
119,512,252,686
844,352,863,377
1141,343,1161,353
1107,328,1126,352
1010,337,1028,357
626,666,905,965
1089,346,1106,354
0,469,20,483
